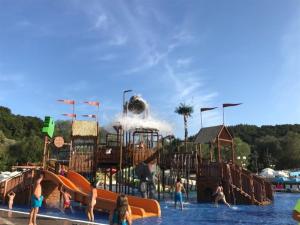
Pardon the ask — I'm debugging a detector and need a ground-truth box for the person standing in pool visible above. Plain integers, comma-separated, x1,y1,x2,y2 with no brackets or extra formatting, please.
28,172,44,225
60,186,72,211
7,191,16,209
87,182,97,222
109,194,132,225
213,181,231,207
293,199,300,224
174,178,186,210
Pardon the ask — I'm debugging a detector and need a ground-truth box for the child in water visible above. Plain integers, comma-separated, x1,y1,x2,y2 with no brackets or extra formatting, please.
110,194,132,225
174,178,186,210
7,191,15,209
60,186,72,211
213,181,231,207
87,182,97,222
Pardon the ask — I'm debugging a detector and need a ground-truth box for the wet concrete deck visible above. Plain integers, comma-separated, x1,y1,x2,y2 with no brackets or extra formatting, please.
0,209,107,225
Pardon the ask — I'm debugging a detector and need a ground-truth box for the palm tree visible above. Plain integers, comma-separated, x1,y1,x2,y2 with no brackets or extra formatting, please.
175,103,194,143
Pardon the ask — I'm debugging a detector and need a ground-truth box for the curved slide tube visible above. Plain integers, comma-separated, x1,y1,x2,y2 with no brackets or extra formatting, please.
43,170,161,220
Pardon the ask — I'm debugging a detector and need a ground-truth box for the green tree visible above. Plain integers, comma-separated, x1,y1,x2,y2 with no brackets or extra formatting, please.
278,132,300,169
8,135,43,165
54,120,72,142
234,137,251,167
0,130,5,144
175,103,193,143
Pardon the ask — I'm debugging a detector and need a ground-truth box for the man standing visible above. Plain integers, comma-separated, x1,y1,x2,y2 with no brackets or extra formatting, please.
28,172,44,225
293,199,300,224
174,178,186,210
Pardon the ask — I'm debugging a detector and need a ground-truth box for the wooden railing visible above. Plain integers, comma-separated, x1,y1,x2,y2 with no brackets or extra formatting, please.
0,170,34,204
96,147,159,167
228,164,273,204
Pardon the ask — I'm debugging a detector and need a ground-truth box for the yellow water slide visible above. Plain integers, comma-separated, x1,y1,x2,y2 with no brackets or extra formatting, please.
43,170,161,220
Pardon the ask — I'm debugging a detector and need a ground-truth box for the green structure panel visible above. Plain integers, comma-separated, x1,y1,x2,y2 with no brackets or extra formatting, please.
42,116,55,138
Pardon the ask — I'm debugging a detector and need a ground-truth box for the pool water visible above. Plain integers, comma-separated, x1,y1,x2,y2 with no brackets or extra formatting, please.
1,192,298,225
135,192,298,225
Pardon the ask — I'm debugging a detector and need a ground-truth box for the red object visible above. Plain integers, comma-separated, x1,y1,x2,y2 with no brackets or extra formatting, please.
62,113,76,118
82,114,97,118
106,168,117,174
84,101,100,106
57,99,75,104
200,107,217,112
64,201,71,208
223,103,242,107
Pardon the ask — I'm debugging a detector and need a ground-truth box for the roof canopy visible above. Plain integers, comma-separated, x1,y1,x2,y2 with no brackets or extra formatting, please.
72,120,98,137
194,125,233,144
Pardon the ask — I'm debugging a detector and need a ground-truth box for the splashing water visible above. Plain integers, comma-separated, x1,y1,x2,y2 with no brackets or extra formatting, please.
110,95,173,134
114,114,173,134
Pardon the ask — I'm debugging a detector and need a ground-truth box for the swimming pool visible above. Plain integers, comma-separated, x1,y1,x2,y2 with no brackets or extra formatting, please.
1,192,298,225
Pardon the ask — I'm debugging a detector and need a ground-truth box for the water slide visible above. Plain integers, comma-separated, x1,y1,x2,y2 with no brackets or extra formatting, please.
43,170,161,220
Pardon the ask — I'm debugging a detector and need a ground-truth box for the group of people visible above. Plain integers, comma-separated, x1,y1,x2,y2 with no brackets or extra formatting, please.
11,170,131,225
6,170,230,225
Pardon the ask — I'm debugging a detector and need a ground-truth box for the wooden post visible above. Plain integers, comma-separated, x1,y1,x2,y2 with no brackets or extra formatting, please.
104,169,107,190
162,169,165,200
231,141,235,163
42,136,48,169
217,139,221,163
109,167,113,191
209,143,213,162
250,175,255,204
157,164,161,201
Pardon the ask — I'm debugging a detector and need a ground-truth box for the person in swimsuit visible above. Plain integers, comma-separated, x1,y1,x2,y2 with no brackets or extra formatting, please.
174,178,186,210
60,186,72,210
59,164,66,177
109,194,132,225
28,172,44,225
87,182,97,222
213,181,231,207
7,191,16,209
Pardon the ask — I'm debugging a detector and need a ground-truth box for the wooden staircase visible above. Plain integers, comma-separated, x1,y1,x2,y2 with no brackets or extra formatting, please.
197,162,273,205
224,163,273,205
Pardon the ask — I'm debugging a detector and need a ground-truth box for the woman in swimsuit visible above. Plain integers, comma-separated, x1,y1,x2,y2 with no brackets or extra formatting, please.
109,194,132,225
214,181,231,207
87,183,97,222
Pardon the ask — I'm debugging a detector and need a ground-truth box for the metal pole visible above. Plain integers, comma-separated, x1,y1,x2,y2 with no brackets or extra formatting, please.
223,106,225,125
72,103,75,121
200,110,203,128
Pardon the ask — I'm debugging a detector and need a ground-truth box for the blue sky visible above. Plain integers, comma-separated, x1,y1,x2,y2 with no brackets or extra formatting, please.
0,0,300,138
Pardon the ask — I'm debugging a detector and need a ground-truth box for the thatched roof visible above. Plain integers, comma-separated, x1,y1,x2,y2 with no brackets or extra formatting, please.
72,120,98,137
194,125,224,144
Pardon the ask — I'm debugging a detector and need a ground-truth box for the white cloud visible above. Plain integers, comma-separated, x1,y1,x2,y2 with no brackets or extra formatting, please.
96,53,117,61
109,34,127,46
0,73,25,87
176,58,192,67
94,14,108,29
16,20,32,28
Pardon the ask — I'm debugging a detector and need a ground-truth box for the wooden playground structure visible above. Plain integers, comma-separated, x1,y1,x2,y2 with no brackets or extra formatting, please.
0,99,273,209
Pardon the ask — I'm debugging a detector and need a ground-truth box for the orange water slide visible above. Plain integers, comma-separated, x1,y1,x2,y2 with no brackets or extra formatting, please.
43,170,161,220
